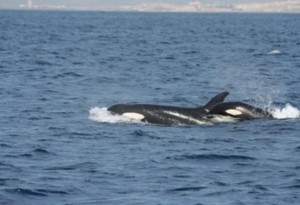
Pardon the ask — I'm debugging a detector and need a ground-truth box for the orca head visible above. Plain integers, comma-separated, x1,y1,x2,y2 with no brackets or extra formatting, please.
108,104,127,114
208,102,273,120
108,104,146,121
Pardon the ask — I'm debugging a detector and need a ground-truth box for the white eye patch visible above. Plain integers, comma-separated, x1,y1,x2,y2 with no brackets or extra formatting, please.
122,112,145,121
225,109,242,116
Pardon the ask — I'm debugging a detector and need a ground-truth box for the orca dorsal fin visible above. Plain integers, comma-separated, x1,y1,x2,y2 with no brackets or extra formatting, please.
200,91,229,110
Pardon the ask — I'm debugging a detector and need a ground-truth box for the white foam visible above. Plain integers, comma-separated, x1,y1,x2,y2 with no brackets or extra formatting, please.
268,49,281,55
89,107,141,124
270,103,300,119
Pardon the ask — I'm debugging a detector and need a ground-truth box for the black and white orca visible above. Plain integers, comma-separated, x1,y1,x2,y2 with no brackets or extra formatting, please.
108,91,273,125
205,101,273,124
108,91,229,125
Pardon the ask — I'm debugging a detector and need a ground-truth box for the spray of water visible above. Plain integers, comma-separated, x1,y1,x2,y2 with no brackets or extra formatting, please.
270,103,300,119
89,107,141,124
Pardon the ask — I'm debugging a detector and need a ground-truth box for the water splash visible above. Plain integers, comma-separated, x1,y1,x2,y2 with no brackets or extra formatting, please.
268,49,281,55
270,103,300,119
89,107,140,124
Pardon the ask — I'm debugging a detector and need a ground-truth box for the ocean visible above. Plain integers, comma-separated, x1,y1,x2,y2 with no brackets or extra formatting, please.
0,10,299,205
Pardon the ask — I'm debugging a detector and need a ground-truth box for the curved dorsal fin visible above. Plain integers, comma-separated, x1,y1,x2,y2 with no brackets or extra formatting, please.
201,91,229,110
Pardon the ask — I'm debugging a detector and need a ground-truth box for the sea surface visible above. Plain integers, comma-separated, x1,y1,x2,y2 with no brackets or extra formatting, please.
0,10,300,205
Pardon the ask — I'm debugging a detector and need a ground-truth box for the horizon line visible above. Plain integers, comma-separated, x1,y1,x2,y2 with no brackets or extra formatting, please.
1,1,300,13
1,7,300,14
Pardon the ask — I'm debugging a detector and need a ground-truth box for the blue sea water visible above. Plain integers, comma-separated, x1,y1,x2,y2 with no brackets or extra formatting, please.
0,10,300,205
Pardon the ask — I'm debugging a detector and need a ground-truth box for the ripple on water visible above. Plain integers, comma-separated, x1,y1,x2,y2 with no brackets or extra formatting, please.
5,188,47,197
167,154,256,161
44,162,99,172
5,188,69,197
167,186,207,192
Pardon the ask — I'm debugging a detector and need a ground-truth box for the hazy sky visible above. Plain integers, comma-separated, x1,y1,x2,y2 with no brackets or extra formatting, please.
1,0,300,12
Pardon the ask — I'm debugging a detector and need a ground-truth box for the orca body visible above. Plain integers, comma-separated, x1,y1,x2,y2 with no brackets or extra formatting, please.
108,92,229,125
108,91,273,125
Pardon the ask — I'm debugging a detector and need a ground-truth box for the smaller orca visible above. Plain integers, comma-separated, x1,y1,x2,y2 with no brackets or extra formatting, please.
108,91,229,125
206,101,273,123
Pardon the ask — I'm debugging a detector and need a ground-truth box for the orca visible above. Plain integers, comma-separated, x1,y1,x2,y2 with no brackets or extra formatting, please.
206,101,273,123
108,91,274,125
108,91,229,125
